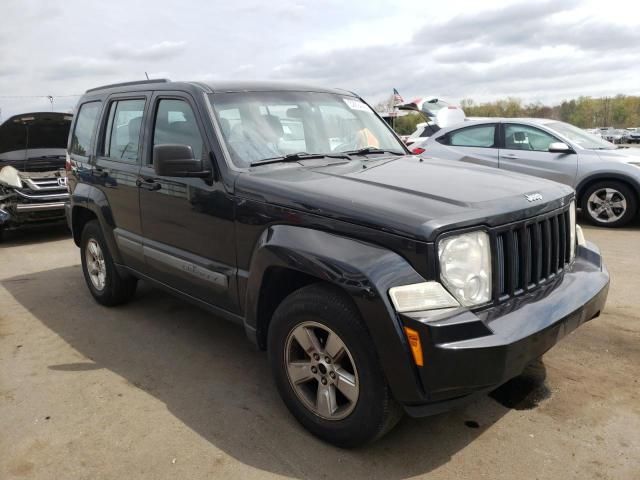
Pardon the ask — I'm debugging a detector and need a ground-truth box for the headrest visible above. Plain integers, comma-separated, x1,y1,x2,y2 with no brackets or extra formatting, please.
128,116,142,138
263,114,283,136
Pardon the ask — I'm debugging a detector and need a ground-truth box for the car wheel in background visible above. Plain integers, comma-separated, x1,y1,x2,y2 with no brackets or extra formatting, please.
581,181,637,227
80,220,137,306
268,283,402,448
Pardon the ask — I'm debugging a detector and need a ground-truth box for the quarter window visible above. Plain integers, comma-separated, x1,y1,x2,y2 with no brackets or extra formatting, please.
152,99,204,162
103,99,146,162
446,125,496,148
70,102,101,157
504,124,558,152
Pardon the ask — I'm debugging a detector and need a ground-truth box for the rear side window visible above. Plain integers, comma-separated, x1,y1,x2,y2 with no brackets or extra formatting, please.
103,99,145,162
70,102,101,157
443,125,496,148
152,99,204,162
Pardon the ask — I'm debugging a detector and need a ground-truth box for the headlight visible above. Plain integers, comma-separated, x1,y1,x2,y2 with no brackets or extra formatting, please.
389,282,459,313
438,230,491,306
569,200,576,261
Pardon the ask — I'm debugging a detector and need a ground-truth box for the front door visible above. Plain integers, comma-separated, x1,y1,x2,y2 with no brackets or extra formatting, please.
138,93,238,312
498,123,578,187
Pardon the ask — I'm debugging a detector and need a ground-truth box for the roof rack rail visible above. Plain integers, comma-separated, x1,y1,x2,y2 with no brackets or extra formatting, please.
86,78,170,93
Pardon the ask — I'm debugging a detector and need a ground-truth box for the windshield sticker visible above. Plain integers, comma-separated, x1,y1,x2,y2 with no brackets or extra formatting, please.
343,98,370,112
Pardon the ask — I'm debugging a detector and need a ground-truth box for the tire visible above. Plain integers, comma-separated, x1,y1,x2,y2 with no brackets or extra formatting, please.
80,220,137,306
268,283,402,448
580,181,637,228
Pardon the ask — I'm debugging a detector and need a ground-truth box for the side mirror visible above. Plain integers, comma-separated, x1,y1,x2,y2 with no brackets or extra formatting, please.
153,144,210,177
548,142,573,154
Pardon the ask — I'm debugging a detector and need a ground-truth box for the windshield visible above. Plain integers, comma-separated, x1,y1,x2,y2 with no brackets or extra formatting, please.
209,91,405,168
547,121,616,150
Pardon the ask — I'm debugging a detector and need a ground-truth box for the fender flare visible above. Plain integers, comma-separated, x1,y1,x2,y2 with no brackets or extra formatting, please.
244,225,428,403
70,183,123,264
575,172,640,202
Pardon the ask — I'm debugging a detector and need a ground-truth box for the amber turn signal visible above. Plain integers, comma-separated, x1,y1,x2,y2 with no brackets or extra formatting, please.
403,327,424,367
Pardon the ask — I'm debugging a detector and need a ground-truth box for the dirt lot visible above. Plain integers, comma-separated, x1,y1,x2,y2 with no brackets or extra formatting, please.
1,221,639,480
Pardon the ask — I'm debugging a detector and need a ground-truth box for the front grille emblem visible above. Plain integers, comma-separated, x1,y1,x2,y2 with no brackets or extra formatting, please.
58,177,68,187
525,192,543,202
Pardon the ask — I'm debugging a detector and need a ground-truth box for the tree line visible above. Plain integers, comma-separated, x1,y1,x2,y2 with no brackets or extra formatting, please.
378,95,640,135
460,95,640,129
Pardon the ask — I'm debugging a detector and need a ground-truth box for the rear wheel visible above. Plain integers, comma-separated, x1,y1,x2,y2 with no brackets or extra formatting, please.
581,181,637,227
268,284,402,447
80,220,137,306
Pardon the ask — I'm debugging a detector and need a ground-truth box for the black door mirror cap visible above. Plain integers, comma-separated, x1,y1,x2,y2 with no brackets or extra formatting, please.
153,144,210,177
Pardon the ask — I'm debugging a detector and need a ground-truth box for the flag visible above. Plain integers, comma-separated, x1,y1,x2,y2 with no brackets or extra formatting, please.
393,88,404,105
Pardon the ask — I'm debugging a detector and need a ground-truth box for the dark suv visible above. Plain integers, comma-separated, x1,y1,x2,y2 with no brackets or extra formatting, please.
67,79,609,447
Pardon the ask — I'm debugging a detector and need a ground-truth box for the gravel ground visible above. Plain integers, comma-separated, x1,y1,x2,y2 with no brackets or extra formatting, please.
1,220,639,480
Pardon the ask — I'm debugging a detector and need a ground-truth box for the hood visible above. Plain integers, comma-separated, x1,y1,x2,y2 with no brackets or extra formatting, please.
236,155,573,242
592,147,640,165
0,112,72,172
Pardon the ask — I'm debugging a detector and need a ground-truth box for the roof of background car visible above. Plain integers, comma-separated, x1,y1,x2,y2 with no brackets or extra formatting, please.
463,117,557,125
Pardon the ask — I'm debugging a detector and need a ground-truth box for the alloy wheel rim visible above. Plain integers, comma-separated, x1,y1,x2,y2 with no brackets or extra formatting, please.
284,321,359,420
85,239,107,290
587,188,627,223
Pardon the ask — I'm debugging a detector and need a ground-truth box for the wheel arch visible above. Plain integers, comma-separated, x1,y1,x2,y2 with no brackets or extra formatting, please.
576,173,640,205
244,224,427,404
69,183,122,263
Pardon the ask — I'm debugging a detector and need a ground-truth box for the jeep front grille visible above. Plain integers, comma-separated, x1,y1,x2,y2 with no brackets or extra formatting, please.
492,206,572,302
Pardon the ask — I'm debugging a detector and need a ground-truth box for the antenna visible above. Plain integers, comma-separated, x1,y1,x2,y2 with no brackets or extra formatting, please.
145,72,150,80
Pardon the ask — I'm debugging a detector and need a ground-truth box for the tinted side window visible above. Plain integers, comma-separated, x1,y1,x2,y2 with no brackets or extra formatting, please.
504,124,558,152
103,99,145,162
448,125,496,148
70,102,101,157
152,99,204,163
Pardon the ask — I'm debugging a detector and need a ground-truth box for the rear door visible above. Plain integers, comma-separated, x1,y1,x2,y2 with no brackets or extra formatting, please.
138,92,238,312
433,123,500,168
93,93,150,270
498,123,578,187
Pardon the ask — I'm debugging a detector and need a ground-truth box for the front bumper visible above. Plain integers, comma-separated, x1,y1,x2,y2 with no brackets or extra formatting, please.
399,241,609,417
0,200,67,229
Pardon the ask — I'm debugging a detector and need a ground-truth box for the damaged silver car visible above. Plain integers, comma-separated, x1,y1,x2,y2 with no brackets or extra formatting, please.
0,112,72,240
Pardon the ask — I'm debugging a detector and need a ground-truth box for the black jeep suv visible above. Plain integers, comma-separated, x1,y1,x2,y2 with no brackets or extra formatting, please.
67,79,609,447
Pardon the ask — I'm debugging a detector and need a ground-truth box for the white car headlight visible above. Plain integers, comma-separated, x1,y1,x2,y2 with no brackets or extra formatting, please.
438,230,492,307
569,200,576,261
389,282,459,313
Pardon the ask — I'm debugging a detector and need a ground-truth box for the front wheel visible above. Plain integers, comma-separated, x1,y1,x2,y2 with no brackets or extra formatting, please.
268,284,402,448
581,181,637,227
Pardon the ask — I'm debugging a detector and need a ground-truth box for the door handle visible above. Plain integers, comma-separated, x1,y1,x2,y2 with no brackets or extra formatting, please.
502,153,519,159
136,177,161,191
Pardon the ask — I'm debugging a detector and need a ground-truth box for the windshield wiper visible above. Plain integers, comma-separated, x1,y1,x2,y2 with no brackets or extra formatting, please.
250,152,352,167
342,147,405,156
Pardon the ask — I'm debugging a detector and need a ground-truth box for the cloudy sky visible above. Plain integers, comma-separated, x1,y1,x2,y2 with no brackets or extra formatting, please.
1,0,639,119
